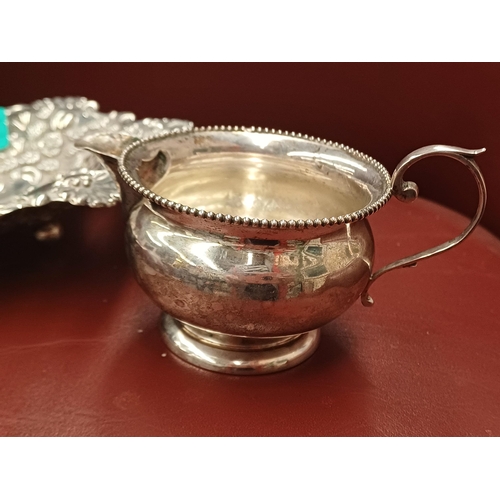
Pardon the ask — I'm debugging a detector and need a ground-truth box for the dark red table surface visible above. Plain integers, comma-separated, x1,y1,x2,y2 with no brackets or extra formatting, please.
0,198,499,436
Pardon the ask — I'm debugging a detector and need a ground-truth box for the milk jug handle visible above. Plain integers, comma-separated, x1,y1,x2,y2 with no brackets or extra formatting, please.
361,145,487,306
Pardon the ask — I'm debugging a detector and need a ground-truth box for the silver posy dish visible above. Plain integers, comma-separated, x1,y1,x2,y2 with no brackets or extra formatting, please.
0,97,193,232
78,127,487,375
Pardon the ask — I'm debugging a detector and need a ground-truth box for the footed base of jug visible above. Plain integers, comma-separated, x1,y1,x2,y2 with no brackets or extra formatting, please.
161,314,320,375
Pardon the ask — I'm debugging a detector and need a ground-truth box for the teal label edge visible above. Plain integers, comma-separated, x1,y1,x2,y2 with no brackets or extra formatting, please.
0,107,9,151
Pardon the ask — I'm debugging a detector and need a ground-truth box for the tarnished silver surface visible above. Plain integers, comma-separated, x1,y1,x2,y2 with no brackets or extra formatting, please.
79,127,487,375
0,97,193,231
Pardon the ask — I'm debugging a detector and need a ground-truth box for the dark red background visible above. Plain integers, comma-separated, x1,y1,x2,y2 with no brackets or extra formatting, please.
1,63,500,436
3,62,499,236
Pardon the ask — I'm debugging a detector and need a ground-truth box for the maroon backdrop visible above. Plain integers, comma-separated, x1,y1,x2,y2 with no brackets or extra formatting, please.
2,62,500,236
2,63,500,436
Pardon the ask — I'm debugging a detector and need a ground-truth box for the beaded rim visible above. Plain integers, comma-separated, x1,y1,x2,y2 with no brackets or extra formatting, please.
118,126,393,229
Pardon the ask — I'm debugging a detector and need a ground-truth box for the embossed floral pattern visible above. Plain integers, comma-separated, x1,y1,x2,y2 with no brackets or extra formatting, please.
0,97,193,218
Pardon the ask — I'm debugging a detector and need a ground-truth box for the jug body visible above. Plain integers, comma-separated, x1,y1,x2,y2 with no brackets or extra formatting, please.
127,202,375,338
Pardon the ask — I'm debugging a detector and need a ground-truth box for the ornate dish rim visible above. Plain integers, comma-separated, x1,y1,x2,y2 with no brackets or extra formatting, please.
118,125,393,230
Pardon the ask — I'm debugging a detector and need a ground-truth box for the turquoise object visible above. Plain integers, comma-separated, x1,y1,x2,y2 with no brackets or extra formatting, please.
0,107,8,151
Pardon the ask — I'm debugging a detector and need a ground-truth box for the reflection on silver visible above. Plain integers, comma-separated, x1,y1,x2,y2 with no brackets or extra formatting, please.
287,150,367,175
162,314,320,375
79,128,487,375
